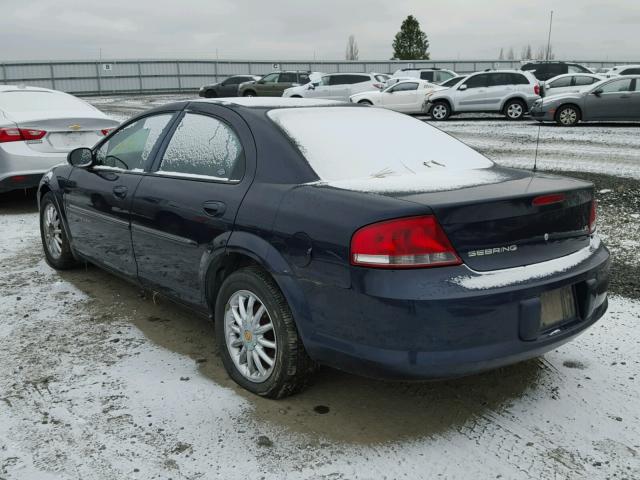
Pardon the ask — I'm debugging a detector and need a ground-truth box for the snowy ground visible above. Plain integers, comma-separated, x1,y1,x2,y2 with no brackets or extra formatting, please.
1,95,639,479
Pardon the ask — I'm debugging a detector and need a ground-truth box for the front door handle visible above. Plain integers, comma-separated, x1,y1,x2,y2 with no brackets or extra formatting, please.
113,185,128,199
202,200,226,217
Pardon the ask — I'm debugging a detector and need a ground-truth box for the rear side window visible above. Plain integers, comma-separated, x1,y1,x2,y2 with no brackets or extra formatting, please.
279,73,297,83
390,82,418,92
436,71,454,82
420,71,435,81
620,68,640,75
463,74,488,89
510,73,530,85
158,113,245,182
348,75,371,84
95,114,173,171
487,73,514,86
549,76,572,88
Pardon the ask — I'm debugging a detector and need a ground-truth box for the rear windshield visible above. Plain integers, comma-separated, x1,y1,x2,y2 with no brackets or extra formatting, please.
268,107,493,185
0,91,94,113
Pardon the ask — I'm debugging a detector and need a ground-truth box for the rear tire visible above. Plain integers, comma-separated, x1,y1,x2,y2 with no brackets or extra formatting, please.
555,105,581,126
430,101,451,120
243,91,256,97
504,99,526,120
39,191,76,270
215,266,314,398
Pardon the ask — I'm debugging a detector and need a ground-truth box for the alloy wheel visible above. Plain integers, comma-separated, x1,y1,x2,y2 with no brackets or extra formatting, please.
507,102,524,119
43,203,63,259
432,104,448,120
559,108,578,126
224,290,277,382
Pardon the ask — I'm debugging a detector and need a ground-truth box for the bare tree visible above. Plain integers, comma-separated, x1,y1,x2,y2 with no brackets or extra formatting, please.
345,35,359,61
521,44,532,60
535,45,546,60
507,47,515,60
498,48,504,60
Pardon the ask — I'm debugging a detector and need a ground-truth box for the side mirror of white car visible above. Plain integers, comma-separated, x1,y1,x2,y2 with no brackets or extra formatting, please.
308,83,316,90
459,84,468,91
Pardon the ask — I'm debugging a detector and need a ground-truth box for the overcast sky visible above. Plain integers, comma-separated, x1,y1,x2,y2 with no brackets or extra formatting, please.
1,0,638,61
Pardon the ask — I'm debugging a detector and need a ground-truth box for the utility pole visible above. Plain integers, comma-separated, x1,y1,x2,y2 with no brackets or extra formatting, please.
545,11,554,60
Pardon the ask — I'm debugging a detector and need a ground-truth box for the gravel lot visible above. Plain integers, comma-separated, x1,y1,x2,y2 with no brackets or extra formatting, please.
1,95,639,479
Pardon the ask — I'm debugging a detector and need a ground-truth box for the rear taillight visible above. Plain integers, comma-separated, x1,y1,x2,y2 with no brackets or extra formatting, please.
350,215,462,268
589,200,597,233
101,128,113,136
0,127,46,143
534,83,541,95
532,193,565,206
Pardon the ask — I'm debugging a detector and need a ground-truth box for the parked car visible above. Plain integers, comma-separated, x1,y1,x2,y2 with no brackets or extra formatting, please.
39,97,609,398
237,71,311,97
0,85,119,194
521,61,593,81
199,75,261,98
283,73,388,101
389,68,457,86
541,73,602,97
425,70,540,120
349,79,437,113
531,75,640,126
601,64,640,78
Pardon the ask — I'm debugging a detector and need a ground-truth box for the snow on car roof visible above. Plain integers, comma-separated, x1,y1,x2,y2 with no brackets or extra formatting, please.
194,97,343,108
268,106,500,193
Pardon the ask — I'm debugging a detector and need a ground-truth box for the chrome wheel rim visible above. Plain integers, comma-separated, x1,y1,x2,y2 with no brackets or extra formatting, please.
432,104,447,119
507,103,523,119
43,203,63,259
224,290,277,383
559,108,577,125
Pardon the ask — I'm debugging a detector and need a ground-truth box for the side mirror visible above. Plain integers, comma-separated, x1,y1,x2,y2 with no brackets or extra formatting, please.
459,84,468,91
68,147,93,167
307,83,316,90
593,89,603,96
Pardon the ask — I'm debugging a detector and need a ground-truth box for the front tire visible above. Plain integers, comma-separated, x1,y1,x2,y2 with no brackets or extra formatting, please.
358,100,373,106
39,191,76,270
203,90,217,98
430,101,451,120
504,99,526,120
555,105,581,126
243,90,256,97
215,266,314,398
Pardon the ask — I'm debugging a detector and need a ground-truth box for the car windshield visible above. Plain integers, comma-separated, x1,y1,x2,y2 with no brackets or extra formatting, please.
0,91,95,113
441,76,466,87
268,107,495,191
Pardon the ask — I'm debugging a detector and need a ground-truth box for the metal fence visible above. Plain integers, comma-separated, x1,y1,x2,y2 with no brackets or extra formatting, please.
0,59,636,96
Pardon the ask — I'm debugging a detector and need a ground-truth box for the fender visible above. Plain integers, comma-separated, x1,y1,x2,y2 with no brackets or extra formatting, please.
200,229,314,343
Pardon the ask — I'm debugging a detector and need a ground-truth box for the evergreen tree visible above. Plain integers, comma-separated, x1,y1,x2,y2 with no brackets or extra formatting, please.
392,15,430,60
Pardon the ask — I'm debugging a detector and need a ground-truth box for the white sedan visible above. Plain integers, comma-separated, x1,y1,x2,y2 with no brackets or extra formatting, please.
542,73,603,97
349,79,438,114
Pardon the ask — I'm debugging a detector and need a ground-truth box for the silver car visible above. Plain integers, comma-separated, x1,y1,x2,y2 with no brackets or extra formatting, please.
530,76,640,126
425,70,541,121
1,86,119,193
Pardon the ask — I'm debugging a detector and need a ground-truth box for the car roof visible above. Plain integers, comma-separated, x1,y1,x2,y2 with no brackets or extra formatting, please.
612,64,640,70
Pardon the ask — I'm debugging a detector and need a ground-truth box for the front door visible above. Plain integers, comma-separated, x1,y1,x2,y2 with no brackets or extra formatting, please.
584,78,634,120
454,73,491,112
130,104,255,307
65,113,176,277
255,73,280,96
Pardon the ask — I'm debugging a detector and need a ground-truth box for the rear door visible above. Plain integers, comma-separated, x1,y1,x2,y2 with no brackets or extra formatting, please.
219,77,241,96
275,72,298,96
130,103,255,306
485,73,515,111
585,78,633,120
255,73,280,96
65,112,177,277
381,82,420,112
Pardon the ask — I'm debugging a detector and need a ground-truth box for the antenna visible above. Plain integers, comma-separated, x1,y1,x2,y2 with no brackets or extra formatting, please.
534,10,554,173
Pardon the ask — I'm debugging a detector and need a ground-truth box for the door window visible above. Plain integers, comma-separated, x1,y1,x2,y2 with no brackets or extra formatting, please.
261,73,279,84
435,71,454,82
549,76,572,88
600,79,632,93
298,73,310,84
278,73,297,83
463,74,488,89
158,113,245,182
568,64,591,73
487,73,513,86
574,76,597,86
95,114,174,171
390,82,418,92
419,71,435,81
621,68,640,75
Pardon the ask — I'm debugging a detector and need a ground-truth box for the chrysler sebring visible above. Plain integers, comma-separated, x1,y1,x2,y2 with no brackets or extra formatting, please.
38,98,609,398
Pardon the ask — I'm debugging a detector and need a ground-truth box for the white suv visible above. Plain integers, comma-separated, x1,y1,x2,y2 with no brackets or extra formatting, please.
282,73,389,102
386,68,457,87
425,70,541,121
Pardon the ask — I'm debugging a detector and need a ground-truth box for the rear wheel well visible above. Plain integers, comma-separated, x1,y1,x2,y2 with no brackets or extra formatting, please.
501,97,527,113
205,253,261,315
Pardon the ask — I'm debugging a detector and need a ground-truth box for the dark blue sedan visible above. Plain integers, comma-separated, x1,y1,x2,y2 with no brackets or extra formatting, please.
38,98,610,398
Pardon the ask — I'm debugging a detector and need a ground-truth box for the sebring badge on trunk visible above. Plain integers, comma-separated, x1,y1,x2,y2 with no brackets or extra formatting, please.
467,245,518,257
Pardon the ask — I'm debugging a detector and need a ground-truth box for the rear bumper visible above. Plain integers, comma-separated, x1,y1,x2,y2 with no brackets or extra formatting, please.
299,236,610,379
0,143,66,192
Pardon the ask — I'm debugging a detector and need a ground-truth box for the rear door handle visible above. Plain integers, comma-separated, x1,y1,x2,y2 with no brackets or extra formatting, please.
113,185,128,199
202,200,226,217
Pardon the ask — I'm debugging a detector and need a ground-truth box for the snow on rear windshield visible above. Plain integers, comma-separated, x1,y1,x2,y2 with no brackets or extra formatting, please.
0,91,95,113
268,107,494,188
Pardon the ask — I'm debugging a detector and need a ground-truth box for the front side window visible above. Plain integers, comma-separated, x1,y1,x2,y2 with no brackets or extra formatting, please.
463,74,488,89
261,73,279,84
621,68,640,75
95,114,173,171
299,73,310,84
549,76,572,88
390,82,418,92
158,113,245,182
279,73,297,83
600,79,632,93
